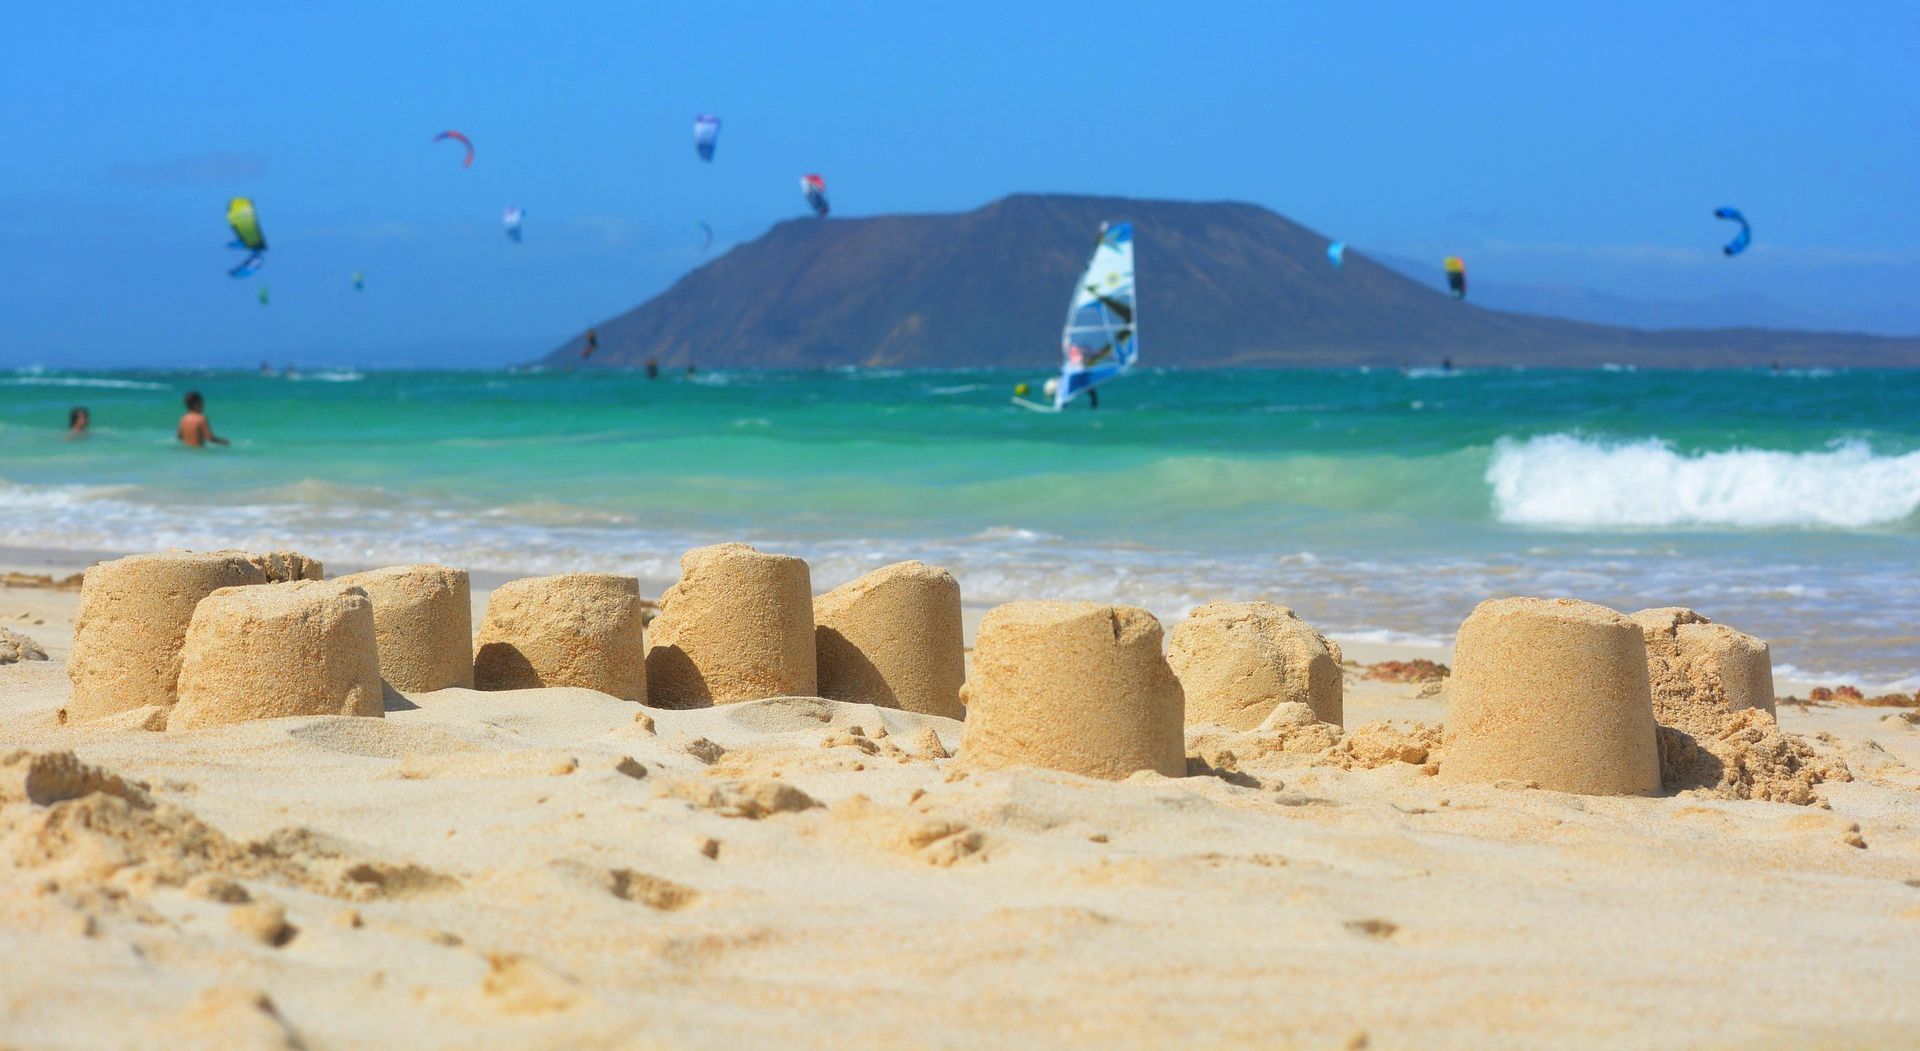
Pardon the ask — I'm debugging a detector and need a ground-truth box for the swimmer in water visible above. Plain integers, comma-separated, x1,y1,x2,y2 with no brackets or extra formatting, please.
177,391,229,448
67,406,89,438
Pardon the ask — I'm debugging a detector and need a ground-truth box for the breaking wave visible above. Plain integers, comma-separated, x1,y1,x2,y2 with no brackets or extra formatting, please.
1488,434,1920,530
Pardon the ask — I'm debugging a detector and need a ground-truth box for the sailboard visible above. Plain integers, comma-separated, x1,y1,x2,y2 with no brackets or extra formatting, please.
1014,222,1137,411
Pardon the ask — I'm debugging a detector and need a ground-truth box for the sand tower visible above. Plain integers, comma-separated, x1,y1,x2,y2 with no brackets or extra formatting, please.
645,543,815,708
334,564,474,693
1442,597,1660,795
67,550,268,720
473,573,647,701
959,600,1185,779
1168,601,1343,729
170,580,383,730
1630,607,1775,737
814,561,965,719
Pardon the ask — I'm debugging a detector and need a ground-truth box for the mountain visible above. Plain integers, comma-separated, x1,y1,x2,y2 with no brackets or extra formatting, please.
544,194,1920,369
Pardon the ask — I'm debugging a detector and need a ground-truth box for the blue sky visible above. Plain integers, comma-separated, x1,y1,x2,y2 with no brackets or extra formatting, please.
3,2,1916,367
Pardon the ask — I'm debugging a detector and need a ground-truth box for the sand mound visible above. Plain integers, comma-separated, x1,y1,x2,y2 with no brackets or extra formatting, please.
646,543,816,707
0,626,48,664
2,750,461,905
171,581,383,730
959,601,1185,780
813,560,965,718
66,550,269,721
1442,597,1661,796
473,573,646,700
1187,706,1440,778
482,953,583,1015
1632,607,1775,737
1168,601,1343,729
237,549,325,583
334,564,474,693
1658,709,1852,805
167,986,305,1050
662,778,822,818
815,794,987,866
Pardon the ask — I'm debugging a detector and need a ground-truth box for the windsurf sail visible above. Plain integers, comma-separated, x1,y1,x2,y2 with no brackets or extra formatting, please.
1051,222,1137,409
694,114,721,161
801,174,829,217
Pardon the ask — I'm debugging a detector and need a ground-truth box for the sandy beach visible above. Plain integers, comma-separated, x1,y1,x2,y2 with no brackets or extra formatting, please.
3,547,1918,1050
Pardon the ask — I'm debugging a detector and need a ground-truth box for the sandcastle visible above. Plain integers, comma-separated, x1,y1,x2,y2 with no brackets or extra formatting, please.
814,561,965,719
334,564,474,694
1630,608,1775,737
234,549,324,583
645,543,815,708
474,574,647,700
1168,601,1343,729
958,600,1185,779
1442,597,1661,795
170,580,383,730
66,550,269,720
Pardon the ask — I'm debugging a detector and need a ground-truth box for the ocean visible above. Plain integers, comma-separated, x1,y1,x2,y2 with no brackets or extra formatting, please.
4,365,1918,687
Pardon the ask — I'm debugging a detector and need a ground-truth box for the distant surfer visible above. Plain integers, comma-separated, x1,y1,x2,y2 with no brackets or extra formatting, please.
177,391,230,448
581,328,598,360
646,358,659,379
67,407,89,439
1441,357,1455,373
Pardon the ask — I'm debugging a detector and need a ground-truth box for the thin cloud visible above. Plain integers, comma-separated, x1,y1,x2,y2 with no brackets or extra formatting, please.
107,152,271,185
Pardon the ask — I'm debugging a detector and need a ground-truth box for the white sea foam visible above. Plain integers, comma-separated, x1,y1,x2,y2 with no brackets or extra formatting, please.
1488,434,1920,529
0,376,171,390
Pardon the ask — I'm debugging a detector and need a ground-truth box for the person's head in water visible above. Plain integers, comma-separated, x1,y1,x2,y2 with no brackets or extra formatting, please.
68,406,89,435
178,389,228,447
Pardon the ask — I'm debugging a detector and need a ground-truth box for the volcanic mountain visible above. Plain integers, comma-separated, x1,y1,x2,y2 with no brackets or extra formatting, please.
544,194,1920,369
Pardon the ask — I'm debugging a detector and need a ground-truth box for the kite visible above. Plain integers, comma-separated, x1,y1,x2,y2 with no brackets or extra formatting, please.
1714,207,1751,256
434,130,475,168
503,206,524,242
257,286,270,306
352,270,365,291
226,197,266,278
696,221,714,251
1327,241,1346,268
801,174,829,217
694,114,721,162
1444,256,1467,300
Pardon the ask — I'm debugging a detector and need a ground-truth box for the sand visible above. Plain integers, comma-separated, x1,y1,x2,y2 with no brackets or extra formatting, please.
4,560,1920,1049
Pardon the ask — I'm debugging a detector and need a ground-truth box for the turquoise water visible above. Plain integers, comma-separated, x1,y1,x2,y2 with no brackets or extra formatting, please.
4,366,1918,683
